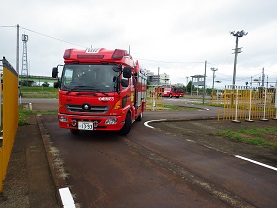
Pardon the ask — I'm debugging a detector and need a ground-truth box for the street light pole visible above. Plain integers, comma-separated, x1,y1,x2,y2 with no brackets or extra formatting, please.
211,67,218,90
230,30,248,86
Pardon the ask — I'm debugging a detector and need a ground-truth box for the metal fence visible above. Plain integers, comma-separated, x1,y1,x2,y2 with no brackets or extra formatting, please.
210,85,277,121
0,57,18,192
146,86,164,111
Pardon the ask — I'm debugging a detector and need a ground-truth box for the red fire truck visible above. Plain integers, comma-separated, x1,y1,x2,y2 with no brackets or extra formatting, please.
52,48,147,135
163,86,184,98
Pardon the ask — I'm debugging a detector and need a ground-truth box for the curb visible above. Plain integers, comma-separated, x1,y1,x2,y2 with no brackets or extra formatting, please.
36,114,75,208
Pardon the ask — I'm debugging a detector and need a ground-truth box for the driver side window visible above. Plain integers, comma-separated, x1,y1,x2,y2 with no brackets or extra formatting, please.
63,69,73,86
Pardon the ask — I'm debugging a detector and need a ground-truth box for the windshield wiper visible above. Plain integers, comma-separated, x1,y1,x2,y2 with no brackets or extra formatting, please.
65,85,108,96
65,85,86,94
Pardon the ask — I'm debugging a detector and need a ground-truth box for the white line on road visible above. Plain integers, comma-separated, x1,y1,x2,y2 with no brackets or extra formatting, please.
59,187,76,208
235,155,277,171
144,119,167,128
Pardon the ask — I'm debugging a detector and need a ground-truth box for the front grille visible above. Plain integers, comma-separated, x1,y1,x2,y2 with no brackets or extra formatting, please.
66,104,109,114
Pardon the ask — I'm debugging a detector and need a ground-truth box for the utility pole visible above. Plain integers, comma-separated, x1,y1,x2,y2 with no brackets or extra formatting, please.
211,67,218,90
16,24,19,74
157,67,160,86
202,60,207,104
230,30,248,86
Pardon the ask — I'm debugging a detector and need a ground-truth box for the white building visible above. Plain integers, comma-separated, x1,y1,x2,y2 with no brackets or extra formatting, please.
147,70,170,85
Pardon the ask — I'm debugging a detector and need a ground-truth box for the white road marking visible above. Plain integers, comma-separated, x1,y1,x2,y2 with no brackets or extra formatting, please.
144,119,167,128
235,155,277,171
59,187,76,208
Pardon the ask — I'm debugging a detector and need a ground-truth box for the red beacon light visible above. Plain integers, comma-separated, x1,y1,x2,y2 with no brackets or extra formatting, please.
63,49,72,59
112,49,129,59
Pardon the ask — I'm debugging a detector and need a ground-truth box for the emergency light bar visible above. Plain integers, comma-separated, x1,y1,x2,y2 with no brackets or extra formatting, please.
63,48,131,61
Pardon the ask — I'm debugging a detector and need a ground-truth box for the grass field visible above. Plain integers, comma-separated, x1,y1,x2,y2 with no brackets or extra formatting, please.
20,86,58,98
217,127,277,150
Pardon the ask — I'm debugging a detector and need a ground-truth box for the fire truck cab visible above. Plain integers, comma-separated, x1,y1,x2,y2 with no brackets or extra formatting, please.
52,48,147,135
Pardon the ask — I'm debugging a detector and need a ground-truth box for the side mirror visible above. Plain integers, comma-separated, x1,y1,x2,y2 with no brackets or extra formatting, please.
121,79,129,87
123,66,132,78
52,67,58,78
54,81,61,88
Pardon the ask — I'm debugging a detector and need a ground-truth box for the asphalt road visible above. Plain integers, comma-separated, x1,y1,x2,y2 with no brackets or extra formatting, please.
40,102,276,208
42,114,229,208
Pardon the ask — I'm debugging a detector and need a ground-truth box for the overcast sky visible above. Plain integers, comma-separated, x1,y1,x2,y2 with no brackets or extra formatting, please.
1,0,277,88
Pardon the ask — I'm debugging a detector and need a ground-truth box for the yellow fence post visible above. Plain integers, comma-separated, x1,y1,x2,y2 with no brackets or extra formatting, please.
0,57,18,193
146,86,164,111
211,84,276,121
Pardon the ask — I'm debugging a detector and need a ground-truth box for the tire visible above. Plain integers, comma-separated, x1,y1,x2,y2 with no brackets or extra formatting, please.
119,113,132,135
136,112,143,121
169,94,173,98
70,129,80,134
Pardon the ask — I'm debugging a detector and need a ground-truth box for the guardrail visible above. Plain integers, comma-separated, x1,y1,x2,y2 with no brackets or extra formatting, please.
0,57,18,193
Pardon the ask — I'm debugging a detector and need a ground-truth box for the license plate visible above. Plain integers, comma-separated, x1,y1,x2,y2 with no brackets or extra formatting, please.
78,121,94,130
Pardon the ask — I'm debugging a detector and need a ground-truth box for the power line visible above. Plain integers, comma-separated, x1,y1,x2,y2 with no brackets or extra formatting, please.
0,25,17,28
19,26,87,48
4,26,205,65
1,25,88,48
136,58,204,64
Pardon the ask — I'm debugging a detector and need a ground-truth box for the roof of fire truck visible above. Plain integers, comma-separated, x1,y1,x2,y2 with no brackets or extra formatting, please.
63,48,135,68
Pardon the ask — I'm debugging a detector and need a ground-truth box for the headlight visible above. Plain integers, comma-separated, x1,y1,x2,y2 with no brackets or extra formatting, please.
105,118,118,124
59,115,68,122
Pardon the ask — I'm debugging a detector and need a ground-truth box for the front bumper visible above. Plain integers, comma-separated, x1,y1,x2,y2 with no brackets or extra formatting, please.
58,114,126,131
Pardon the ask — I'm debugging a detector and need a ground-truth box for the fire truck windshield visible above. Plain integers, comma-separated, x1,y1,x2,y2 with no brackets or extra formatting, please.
60,64,120,92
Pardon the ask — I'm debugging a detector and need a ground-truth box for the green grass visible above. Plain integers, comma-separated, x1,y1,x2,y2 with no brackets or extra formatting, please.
217,127,277,150
20,86,58,98
18,105,58,126
18,106,33,126
238,126,277,136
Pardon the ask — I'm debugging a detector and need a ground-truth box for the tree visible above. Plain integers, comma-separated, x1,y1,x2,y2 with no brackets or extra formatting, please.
186,81,194,93
20,80,34,86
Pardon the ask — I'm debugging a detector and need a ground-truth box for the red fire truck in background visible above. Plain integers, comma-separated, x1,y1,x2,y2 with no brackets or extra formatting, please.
163,86,184,98
52,48,147,135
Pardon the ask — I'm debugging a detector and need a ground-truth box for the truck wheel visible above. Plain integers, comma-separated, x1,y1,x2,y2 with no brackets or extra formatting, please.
70,129,80,134
119,113,132,135
136,112,143,121
169,94,173,98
